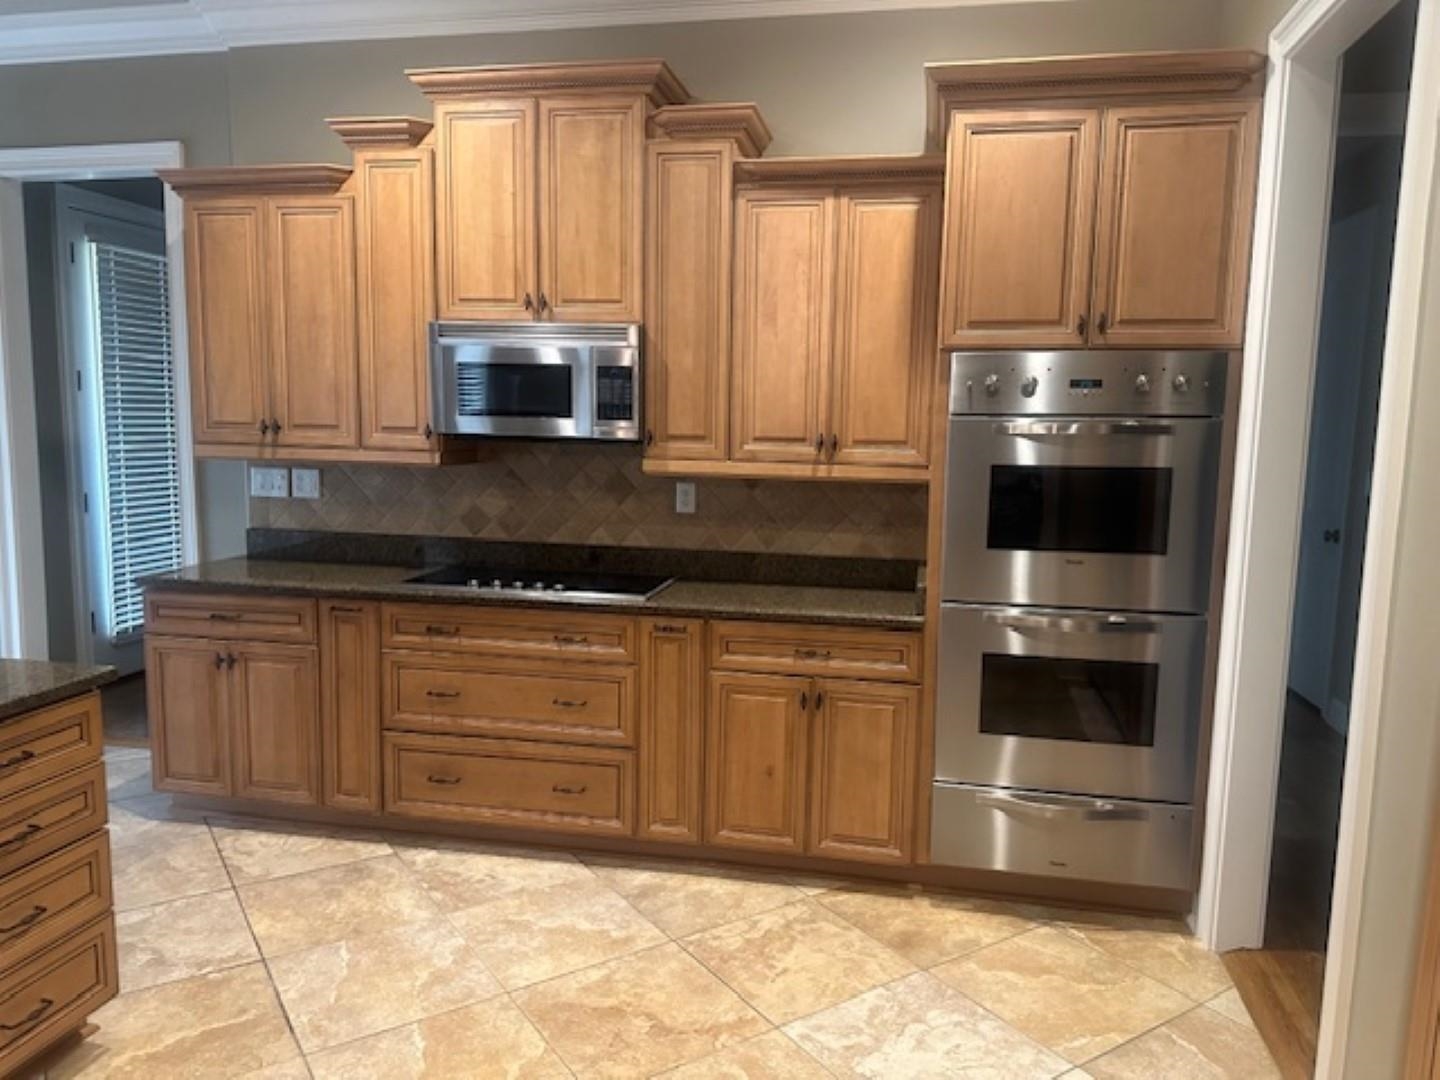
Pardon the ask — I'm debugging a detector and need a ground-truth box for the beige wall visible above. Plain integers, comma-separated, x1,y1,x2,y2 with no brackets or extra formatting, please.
1219,0,1299,49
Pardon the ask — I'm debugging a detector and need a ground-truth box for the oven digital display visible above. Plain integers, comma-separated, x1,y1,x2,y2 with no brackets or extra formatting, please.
1069,378,1103,390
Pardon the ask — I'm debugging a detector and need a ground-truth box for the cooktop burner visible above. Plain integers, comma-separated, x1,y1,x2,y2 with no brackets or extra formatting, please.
404,565,674,603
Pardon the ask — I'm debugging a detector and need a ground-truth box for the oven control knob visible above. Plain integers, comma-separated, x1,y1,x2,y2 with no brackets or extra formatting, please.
1173,374,1191,394
1020,375,1039,398
1134,373,1152,394
983,374,1001,396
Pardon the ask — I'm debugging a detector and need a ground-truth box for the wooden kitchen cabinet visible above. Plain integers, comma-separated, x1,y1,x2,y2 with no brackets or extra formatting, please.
637,618,704,843
231,642,321,806
809,680,917,864
146,637,232,797
319,600,381,812
705,672,810,854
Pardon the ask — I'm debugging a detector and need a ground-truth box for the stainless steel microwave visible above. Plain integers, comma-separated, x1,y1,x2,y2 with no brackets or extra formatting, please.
430,322,641,441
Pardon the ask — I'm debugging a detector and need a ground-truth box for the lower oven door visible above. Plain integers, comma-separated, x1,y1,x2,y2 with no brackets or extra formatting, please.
936,603,1205,804
930,782,1194,890
942,415,1222,613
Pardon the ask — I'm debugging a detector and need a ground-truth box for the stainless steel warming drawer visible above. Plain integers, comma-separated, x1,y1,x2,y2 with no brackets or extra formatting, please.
930,782,1194,891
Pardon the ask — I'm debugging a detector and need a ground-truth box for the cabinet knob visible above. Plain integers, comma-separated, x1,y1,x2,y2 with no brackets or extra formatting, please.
1097,312,1110,335
271,418,282,435
1078,314,1088,337
523,292,534,313
644,429,654,448
828,433,838,455
537,292,549,315
814,434,824,453
258,419,270,435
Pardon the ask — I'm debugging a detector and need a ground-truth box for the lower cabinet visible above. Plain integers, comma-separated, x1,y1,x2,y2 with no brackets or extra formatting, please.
147,637,232,797
320,601,382,811
638,618,704,843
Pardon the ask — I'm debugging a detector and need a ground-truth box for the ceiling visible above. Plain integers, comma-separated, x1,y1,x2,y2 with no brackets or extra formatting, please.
0,0,1073,67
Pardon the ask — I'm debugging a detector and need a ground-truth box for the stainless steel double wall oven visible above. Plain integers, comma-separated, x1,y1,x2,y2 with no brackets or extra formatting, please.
931,351,1228,891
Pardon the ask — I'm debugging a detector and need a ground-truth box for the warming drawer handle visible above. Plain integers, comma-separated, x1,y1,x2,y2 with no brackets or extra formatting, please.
975,791,1146,823
0,823,42,853
975,791,1069,820
552,783,587,796
426,774,461,786
995,420,1176,438
0,904,47,934
0,997,55,1033
552,698,589,709
986,612,1161,635
0,749,36,773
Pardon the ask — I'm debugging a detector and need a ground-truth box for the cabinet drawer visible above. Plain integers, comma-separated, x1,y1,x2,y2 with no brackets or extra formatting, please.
382,604,635,664
384,655,634,747
385,733,633,836
0,694,102,802
0,915,117,1078
709,621,922,683
145,591,317,644
0,764,107,879
0,833,112,975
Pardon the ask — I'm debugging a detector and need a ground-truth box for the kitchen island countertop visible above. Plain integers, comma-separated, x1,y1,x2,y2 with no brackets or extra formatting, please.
0,659,117,724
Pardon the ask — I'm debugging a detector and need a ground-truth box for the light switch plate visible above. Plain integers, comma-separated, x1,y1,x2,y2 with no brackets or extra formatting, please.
290,467,321,500
249,466,289,499
675,481,697,515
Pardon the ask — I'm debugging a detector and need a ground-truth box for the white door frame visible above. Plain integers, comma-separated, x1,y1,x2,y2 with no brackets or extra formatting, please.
0,141,197,660
1197,0,1440,1070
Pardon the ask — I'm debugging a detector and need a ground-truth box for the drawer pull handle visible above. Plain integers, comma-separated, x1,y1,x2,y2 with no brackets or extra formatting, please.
425,690,461,700
552,783,587,796
554,634,591,647
0,823,42,853
426,774,461,786
0,997,55,1033
552,698,588,709
0,904,48,934
654,623,685,634
795,648,832,661
0,749,36,772
425,624,459,636
207,612,243,622
331,605,364,614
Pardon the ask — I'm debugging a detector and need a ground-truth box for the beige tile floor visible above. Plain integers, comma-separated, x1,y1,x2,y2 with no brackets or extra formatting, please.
30,746,1283,1079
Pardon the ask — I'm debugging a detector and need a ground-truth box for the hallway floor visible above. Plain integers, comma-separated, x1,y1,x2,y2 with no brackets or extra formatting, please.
32,746,1281,1079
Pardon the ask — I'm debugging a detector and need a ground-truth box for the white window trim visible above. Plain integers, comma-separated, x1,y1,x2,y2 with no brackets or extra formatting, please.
0,141,196,661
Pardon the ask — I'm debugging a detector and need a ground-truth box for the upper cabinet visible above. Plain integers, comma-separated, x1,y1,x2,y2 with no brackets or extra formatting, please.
410,61,688,324
929,51,1265,350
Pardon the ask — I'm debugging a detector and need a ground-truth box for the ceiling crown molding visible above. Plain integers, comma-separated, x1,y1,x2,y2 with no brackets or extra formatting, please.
0,0,1075,68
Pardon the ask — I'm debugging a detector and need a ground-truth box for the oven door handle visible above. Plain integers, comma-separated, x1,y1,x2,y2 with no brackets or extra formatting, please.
975,791,1147,822
985,612,1162,635
994,420,1176,437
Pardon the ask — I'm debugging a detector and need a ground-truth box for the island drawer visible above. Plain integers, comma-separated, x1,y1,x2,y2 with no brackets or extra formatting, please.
0,763,107,879
709,621,923,683
0,694,102,802
382,604,635,664
0,914,117,1077
0,833,112,975
383,655,635,747
145,592,317,645
384,732,633,836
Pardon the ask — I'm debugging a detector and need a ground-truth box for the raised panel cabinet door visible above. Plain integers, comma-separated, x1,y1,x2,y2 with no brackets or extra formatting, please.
731,191,835,463
231,642,321,805
808,680,917,865
1091,100,1262,348
643,141,733,461
704,672,809,854
538,96,645,322
146,637,231,796
637,618,704,843
830,188,941,469
267,196,359,449
940,110,1100,348
435,100,537,320
319,601,381,811
357,150,438,452
184,199,269,446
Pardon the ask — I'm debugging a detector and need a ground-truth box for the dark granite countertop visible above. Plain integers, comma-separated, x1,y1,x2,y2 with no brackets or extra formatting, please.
0,660,117,725
143,558,925,630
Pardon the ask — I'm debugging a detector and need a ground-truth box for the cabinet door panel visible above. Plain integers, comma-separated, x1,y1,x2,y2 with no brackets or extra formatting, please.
638,619,704,843
644,142,733,461
1092,101,1261,347
436,100,537,320
705,672,808,853
320,601,380,811
357,151,437,452
940,110,1099,348
146,638,230,796
539,97,644,321
232,643,320,805
809,681,916,864
267,196,358,449
185,200,268,446
831,189,940,469
731,192,834,463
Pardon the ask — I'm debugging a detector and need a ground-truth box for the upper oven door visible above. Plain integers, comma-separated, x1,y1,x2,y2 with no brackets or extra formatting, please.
432,340,590,438
935,603,1205,803
942,416,1222,613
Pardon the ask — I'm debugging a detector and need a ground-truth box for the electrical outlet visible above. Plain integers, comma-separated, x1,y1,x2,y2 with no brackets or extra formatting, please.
675,481,697,515
290,468,321,499
248,466,289,499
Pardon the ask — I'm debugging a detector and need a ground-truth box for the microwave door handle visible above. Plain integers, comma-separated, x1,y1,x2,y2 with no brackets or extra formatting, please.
995,421,1176,437
985,612,1162,635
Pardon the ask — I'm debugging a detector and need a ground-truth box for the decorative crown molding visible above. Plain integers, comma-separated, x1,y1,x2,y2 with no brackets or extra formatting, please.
157,164,352,196
734,153,945,185
648,103,773,158
407,58,689,105
326,117,434,150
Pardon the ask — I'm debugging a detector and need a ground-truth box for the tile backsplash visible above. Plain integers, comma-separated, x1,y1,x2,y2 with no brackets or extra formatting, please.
248,444,928,560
